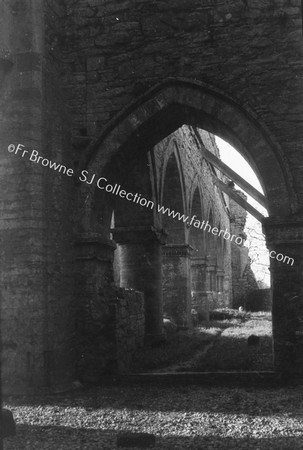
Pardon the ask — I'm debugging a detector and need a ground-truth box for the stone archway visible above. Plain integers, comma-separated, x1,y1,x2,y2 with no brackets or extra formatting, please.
78,78,296,221
77,78,303,374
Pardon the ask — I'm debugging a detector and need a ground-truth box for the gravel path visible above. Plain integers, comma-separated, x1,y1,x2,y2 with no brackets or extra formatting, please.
3,384,303,449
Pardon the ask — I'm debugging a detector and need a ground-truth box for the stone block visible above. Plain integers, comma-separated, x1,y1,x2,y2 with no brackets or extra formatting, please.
1,409,16,438
248,335,260,347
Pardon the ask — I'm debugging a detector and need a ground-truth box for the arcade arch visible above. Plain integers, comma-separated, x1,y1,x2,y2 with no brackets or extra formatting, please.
76,79,300,372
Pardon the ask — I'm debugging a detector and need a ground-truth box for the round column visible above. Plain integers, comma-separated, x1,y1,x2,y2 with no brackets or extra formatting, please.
113,226,165,339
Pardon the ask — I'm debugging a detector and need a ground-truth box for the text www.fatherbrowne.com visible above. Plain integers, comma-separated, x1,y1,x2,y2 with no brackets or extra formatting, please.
7,143,295,265
79,170,244,246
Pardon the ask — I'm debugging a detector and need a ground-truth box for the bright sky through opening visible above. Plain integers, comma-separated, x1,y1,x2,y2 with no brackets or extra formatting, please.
215,136,270,287
215,137,263,195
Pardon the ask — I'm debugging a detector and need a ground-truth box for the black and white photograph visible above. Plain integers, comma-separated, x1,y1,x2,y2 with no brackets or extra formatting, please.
1,0,303,449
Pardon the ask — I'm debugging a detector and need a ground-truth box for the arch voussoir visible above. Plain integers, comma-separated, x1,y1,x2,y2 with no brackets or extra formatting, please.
80,79,296,222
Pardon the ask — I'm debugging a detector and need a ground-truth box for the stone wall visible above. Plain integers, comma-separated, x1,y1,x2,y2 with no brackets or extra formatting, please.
62,0,303,168
114,289,145,373
76,285,144,384
1,0,303,392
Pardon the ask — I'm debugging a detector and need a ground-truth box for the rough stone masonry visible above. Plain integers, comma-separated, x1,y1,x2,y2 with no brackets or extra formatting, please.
1,0,303,393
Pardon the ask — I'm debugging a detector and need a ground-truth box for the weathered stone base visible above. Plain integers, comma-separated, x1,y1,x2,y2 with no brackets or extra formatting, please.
76,287,145,384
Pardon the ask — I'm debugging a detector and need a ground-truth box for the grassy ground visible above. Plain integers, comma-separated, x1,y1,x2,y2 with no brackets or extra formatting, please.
189,311,273,372
131,309,273,373
131,326,221,372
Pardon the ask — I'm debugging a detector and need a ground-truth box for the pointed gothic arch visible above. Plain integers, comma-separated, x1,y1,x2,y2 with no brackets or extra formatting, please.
77,78,296,233
76,78,301,373
161,149,186,244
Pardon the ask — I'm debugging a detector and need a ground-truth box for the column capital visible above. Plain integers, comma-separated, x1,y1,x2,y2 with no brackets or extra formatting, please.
162,244,193,257
75,233,116,261
263,215,303,247
191,256,208,266
112,226,167,244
